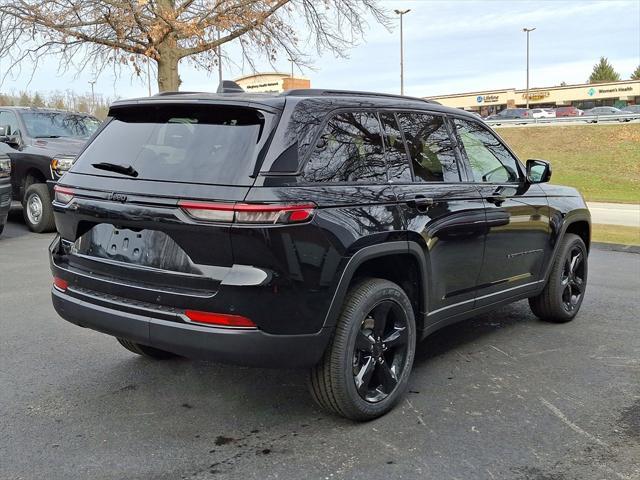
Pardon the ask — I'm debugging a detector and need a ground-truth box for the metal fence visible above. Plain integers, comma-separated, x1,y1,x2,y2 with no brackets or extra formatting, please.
484,113,640,126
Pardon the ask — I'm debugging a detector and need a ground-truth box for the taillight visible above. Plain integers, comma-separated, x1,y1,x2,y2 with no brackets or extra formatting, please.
184,310,256,328
53,276,68,291
54,185,74,204
178,201,316,225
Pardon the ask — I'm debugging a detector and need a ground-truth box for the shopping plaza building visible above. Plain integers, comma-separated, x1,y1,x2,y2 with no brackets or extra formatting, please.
424,79,640,116
234,72,310,93
234,74,639,116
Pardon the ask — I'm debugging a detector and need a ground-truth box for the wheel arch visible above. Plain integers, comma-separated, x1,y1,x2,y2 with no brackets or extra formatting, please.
322,241,429,333
22,167,48,199
542,213,591,283
565,219,590,252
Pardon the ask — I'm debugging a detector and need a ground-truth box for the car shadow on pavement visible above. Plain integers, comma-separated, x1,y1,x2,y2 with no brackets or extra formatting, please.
2,208,32,240
413,301,533,365
74,302,536,429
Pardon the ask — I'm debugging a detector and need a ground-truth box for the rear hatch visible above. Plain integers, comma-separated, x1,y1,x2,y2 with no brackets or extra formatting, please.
52,101,279,307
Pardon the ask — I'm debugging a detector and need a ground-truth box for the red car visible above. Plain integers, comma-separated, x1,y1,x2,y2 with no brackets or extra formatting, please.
555,106,583,117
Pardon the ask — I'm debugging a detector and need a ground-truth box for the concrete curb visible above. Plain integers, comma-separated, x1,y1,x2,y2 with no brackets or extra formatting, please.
592,242,640,254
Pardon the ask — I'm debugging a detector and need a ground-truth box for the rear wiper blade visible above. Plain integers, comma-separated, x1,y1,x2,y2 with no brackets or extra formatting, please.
35,135,62,138
92,162,139,178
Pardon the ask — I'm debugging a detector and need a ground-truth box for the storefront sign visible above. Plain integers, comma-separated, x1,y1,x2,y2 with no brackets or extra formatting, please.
476,94,500,103
598,86,633,94
245,81,280,90
587,86,633,96
522,91,550,101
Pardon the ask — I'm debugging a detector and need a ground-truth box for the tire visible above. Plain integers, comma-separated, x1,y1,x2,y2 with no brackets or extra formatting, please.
116,337,178,360
309,278,416,421
23,183,56,233
529,233,588,323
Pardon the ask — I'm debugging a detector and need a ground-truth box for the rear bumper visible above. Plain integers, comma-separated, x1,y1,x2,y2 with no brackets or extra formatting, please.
51,287,332,368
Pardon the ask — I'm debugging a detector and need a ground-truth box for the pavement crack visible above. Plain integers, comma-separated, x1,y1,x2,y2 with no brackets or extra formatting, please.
539,397,608,447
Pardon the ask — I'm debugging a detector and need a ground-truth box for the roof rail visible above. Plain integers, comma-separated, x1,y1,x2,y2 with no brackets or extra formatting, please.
153,91,202,96
282,89,440,105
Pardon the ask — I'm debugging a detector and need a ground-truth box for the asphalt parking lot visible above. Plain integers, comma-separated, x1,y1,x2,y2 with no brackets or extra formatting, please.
1,212,639,480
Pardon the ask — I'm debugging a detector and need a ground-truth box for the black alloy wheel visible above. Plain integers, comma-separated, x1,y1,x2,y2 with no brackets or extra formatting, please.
309,278,416,421
560,246,585,313
529,233,588,323
352,300,410,403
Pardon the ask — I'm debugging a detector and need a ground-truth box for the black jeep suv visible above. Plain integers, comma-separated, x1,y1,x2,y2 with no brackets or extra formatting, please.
49,88,590,420
0,107,101,232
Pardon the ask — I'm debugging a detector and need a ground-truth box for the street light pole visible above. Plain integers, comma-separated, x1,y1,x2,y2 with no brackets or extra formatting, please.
88,80,96,113
146,59,152,96
217,29,223,85
288,58,294,78
523,27,536,109
394,9,411,96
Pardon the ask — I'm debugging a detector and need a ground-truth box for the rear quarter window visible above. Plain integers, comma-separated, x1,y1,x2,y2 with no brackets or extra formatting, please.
301,111,387,184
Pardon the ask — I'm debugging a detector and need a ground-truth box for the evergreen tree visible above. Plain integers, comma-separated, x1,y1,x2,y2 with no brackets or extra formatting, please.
588,57,621,83
631,65,640,80
18,92,31,106
32,92,45,107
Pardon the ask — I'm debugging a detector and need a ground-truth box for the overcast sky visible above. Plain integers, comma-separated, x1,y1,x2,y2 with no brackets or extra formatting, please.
1,0,638,100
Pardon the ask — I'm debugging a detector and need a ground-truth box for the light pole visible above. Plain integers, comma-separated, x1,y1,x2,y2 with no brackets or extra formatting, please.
394,9,411,96
523,27,536,108
288,58,294,78
88,80,96,113
146,59,152,96
217,29,223,85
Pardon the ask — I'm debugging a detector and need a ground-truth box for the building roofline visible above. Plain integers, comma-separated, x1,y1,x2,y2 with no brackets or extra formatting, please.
234,72,309,82
424,78,640,100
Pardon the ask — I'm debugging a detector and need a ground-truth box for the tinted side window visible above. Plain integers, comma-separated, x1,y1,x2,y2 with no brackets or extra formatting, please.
302,111,387,183
454,118,521,183
397,113,459,182
0,111,21,136
379,112,411,182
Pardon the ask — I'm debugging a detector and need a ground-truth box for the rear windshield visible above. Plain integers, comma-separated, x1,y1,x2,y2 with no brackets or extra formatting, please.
72,104,269,185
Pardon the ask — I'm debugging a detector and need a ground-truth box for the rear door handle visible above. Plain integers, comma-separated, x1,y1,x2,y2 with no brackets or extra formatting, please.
487,186,507,205
406,196,434,211
487,195,506,205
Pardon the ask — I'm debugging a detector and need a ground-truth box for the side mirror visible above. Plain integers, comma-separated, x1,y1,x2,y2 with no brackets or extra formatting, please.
315,134,329,150
526,159,552,183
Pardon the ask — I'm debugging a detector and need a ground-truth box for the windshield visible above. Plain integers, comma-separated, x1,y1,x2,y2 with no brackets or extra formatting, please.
71,104,270,186
21,112,101,138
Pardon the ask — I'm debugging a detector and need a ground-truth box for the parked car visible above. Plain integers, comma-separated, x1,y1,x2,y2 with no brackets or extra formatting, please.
582,106,628,122
485,108,531,122
530,108,556,119
50,87,591,421
621,105,640,116
0,107,101,232
0,149,11,236
555,106,583,117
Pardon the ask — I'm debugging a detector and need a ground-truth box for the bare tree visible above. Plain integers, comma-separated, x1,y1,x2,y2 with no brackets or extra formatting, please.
0,0,388,92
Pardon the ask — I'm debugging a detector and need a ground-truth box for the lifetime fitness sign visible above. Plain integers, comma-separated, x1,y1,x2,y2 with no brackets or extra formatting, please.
476,94,501,103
